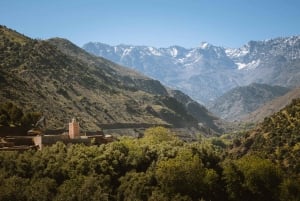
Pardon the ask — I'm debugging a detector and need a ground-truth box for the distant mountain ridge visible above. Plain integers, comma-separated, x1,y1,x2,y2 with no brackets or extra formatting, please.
242,87,300,123
83,36,300,105
0,25,223,135
208,83,290,121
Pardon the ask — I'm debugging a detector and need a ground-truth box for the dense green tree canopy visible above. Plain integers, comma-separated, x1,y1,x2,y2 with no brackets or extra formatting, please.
0,126,299,201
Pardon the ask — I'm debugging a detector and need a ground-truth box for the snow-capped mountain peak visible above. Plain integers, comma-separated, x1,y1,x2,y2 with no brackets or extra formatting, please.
200,42,210,49
83,35,300,104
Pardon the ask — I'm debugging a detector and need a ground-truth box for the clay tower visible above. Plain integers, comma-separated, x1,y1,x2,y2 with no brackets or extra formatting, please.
69,118,80,139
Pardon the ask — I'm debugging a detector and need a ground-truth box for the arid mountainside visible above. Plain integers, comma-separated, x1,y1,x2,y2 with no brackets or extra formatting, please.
0,25,222,134
208,83,290,121
242,87,300,122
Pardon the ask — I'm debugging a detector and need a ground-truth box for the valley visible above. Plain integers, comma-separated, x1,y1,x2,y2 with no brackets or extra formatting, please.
0,24,300,201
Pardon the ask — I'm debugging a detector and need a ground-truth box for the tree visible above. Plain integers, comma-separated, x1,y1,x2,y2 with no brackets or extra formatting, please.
21,112,42,128
142,126,177,144
0,176,28,201
223,156,283,201
25,177,57,201
54,175,110,201
155,148,211,200
279,178,300,201
8,104,23,124
0,114,8,125
117,171,155,201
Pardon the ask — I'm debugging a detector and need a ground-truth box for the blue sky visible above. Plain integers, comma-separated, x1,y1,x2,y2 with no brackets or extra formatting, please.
1,0,300,48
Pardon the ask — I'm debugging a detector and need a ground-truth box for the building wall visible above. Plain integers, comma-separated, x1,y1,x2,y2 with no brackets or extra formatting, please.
33,135,42,150
69,118,80,139
33,134,94,150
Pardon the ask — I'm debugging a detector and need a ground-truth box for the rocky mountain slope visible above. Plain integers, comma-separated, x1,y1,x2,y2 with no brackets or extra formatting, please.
208,83,290,121
0,25,222,134
242,87,300,123
83,42,240,104
83,36,300,105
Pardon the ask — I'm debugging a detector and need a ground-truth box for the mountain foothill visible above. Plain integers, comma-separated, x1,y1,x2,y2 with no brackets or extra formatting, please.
0,25,222,136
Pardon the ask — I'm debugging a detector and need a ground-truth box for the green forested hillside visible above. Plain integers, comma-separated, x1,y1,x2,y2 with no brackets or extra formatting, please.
0,127,299,201
232,98,300,175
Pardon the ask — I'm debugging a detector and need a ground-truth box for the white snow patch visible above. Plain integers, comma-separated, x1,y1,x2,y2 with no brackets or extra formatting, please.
186,52,193,58
122,48,133,57
237,59,260,70
226,47,249,58
177,58,185,63
236,62,247,70
148,47,162,56
200,42,209,49
170,47,178,57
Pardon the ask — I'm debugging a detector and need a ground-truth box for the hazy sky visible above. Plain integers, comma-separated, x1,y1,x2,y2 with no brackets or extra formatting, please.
1,0,300,48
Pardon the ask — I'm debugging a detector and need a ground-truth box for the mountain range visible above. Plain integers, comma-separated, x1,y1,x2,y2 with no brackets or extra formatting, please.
83,36,300,105
0,25,222,135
